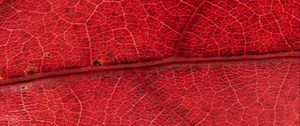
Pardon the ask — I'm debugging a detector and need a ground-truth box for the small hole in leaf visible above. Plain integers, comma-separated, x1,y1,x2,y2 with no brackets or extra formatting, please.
92,59,103,66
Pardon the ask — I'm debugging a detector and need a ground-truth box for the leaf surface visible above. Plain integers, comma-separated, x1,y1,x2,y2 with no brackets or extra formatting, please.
0,0,299,126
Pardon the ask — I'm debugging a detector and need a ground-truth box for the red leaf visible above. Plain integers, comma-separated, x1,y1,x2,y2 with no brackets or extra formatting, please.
0,0,299,125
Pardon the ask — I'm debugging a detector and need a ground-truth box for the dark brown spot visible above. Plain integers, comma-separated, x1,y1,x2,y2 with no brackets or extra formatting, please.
44,52,52,58
25,66,35,75
20,85,28,90
92,59,103,66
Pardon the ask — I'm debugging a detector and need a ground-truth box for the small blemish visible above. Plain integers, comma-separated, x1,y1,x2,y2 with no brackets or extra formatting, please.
24,66,35,75
92,59,103,66
44,52,52,58
20,85,28,91
0,76,4,80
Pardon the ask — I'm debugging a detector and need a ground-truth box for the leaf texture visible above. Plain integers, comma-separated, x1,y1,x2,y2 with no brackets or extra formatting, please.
0,59,299,125
0,0,299,126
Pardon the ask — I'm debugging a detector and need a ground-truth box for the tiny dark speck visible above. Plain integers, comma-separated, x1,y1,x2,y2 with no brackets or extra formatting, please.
20,86,28,90
25,67,35,75
93,59,103,66
44,52,52,58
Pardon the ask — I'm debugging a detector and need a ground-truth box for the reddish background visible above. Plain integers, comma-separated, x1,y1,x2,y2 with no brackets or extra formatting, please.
0,0,299,126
